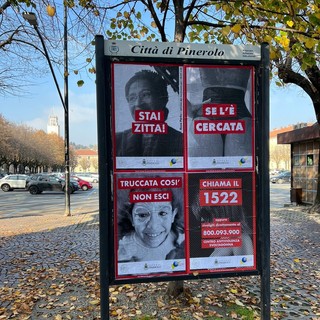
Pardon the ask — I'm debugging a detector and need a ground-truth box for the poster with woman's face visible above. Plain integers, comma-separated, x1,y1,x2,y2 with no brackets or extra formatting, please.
115,172,186,278
112,63,184,170
186,66,255,170
188,172,256,272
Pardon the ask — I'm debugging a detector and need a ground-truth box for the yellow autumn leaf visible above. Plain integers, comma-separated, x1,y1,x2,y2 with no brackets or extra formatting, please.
230,288,238,294
305,38,315,49
270,49,278,60
293,258,300,263
286,20,294,27
89,299,100,305
264,35,272,42
231,24,241,33
279,36,290,50
221,26,231,36
151,21,157,28
46,5,56,17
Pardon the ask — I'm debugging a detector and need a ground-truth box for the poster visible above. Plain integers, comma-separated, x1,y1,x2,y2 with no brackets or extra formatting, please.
112,63,184,169
108,52,258,281
186,66,254,170
188,172,256,272
115,172,186,277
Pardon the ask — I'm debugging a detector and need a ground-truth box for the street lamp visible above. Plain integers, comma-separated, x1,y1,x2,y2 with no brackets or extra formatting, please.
23,12,71,216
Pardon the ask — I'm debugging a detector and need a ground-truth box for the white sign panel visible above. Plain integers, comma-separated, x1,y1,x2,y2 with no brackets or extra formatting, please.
105,40,261,61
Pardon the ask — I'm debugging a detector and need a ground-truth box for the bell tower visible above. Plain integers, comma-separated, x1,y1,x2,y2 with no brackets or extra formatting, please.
47,111,60,136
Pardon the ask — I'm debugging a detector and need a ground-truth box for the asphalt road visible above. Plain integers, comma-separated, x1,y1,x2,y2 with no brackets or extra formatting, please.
0,182,290,218
0,184,99,218
269,181,291,208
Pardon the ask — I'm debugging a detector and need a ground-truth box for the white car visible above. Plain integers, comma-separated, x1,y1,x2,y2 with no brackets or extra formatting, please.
0,174,29,192
74,173,99,183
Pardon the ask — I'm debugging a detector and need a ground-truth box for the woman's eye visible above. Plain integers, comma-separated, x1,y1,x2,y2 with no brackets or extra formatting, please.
136,212,150,219
159,211,168,217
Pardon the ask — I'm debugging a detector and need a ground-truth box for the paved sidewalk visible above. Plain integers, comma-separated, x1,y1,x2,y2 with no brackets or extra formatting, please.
0,207,319,319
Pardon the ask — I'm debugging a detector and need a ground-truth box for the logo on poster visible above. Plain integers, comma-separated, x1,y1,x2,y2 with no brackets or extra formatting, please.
169,158,179,166
171,261,180,269
141,159,161,166
238,157,248,166
119,264,129,273
212,257,232,268
144,263,161,270
212,158,228,166
240,257,252,265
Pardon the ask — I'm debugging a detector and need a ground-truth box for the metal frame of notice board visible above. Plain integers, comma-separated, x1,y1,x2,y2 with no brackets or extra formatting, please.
95,36,270,319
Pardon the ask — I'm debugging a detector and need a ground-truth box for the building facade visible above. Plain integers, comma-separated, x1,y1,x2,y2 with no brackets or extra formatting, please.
278,123,319,204
73,149,98,173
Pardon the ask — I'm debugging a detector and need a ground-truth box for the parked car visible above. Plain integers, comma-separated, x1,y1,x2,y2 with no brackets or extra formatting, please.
0,174,29,192
59,174,93,191
0,173,7,179
26,173,53,182
71,176,93,191
26,175,79,195
74,173,99,183
270,171,291,184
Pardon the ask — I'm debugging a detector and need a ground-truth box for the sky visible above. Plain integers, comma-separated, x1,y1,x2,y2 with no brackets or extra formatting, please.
0,64,315,147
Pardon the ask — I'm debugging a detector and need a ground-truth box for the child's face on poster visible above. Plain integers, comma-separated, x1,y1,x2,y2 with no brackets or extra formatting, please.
132,201,177,248
127,79,164,118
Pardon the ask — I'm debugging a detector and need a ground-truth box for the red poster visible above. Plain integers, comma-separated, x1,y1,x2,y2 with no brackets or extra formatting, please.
115,173,186,278
188,172,256,272
111,63,257,281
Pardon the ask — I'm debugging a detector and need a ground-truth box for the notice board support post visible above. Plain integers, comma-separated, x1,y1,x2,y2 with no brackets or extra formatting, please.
260,42,271,320
96,38,266,319
95,35,110,320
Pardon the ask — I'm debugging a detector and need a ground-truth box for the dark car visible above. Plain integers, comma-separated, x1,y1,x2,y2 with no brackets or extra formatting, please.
26,175,79,195
270,171,291,184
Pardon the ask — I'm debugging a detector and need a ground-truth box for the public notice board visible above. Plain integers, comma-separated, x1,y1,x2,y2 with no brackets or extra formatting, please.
101,40,263,283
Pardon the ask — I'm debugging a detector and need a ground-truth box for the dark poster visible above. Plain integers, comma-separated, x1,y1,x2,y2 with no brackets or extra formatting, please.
186,66,254,170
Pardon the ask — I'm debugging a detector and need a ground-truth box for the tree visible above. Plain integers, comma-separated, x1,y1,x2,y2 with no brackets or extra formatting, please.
78,157,90,172
104,1,319,204
270,144,290,170
91,157,98,173
102,0,320,296
0,114,65,172
0,0,105,95
2,0,320,298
